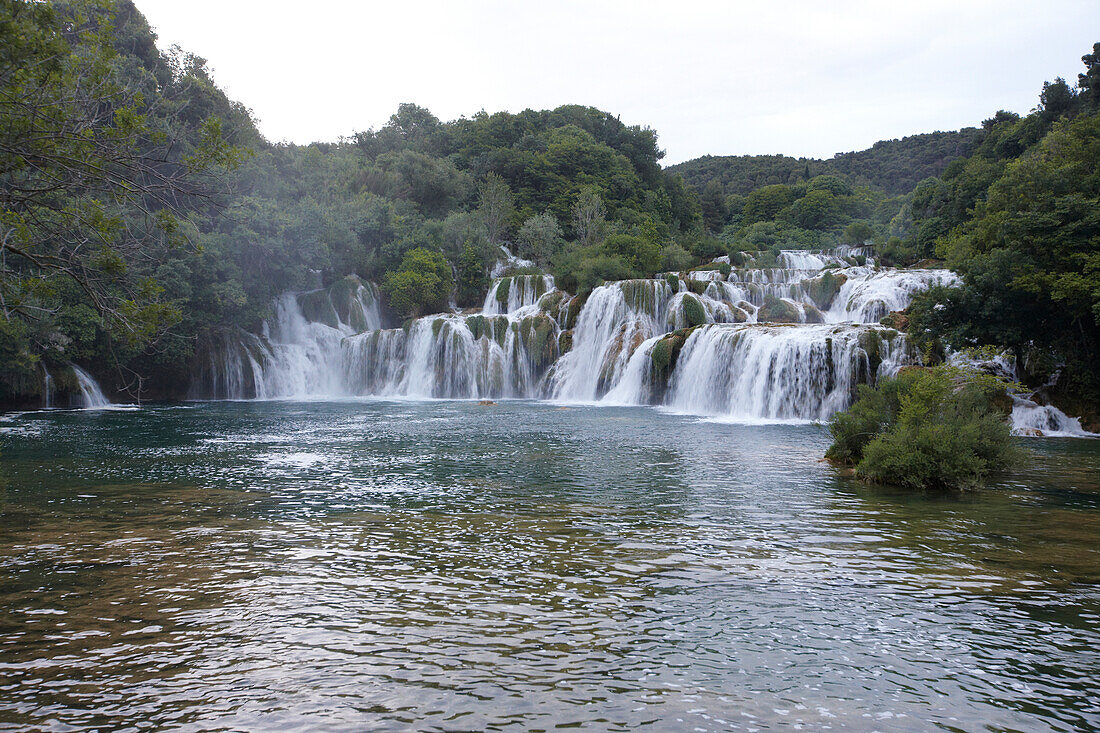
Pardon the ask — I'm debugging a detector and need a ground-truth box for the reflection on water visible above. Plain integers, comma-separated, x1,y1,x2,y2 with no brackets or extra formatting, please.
1,401,1098,731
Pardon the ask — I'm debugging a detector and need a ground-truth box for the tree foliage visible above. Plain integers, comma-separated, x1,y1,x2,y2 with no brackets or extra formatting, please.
0,0,241,399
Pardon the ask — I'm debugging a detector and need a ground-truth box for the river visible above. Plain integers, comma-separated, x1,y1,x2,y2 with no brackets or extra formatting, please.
1,400,1098,730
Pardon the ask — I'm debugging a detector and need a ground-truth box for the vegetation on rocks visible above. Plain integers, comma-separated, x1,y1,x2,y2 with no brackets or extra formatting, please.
826,367,1020,490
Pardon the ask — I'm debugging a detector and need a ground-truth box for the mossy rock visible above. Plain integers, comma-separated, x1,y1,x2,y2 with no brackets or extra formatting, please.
648,327,698,403
803,304,825,324
880,310,909,331
431,318,445,337
465,314,488,340
758,295,801,323
297,289,340,328
563,292,588,330
531,275,548,299
859,329,883,375
518,314,558,369
558,330,574,354
680,294,707,328
539,290,565,314
804,271,846,310
665,273,680,292
687,279,708,296
495,277,512,306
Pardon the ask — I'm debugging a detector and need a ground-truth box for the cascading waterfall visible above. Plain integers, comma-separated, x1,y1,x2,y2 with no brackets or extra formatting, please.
71,365,111,409
826,268,958,323
947,350,1098,438
482,274,555,316
191,276,383,399
664,325,912,421
193,247,1082,430
546,279,675,401
200,273,560,401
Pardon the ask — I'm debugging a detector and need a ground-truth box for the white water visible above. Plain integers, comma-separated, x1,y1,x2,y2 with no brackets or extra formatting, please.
1010,396,1094,438
193,248,1093,433
482,275,555,316
947,350,1097,438
548,280,674,401
71,365,111,409
664,325,910,421
43,369,54,408
490,245,535,278
826,268,958,323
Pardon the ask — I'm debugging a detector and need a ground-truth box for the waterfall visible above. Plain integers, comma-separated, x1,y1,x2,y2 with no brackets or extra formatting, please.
946,350,1098,438
1010,396,1095,438
664,325,910,422
490,245,536,278
482,274,556,315
192,248,1026,427
826,269,958,323
192,277,382,399
547,280,674,401
71,365,111,409
43,368,54,408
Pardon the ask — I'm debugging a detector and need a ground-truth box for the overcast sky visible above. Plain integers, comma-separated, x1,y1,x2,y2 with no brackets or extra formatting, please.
135,0,1100,165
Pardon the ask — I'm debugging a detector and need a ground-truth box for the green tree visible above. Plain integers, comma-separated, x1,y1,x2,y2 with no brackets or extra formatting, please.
455,242,487,308
572,187,606,246
516,211,564,264
381,247,453,317
700,180,727,232
1078,42,1100,109
0,0,238,368
478,172,514,243
842,221,874,245
826,367,1018,490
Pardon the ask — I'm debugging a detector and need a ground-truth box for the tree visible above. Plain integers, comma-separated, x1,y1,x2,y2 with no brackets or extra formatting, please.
826,367,1018,490
381,247,453,317
455,242,487,308
1079,42,1100,109
572,187,606,246
478,172,514,243
0,0,239,366
1038,77,1077,123
516,212,564,264
842,221,874,245
699,180,727,233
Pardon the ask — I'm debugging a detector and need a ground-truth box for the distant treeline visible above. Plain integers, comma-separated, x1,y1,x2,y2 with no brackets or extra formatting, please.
670,129,983,197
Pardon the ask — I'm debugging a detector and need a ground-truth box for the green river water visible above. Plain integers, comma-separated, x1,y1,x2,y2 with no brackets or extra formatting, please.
0,400,1098,731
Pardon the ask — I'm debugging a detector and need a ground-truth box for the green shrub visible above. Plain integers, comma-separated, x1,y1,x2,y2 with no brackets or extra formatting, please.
826,367,1020,490
690,261,732,277
382,247,454,317
659,243,694,272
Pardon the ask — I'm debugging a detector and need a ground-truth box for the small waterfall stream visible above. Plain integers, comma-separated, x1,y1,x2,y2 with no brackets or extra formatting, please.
71,365,111,409
191,248,1089,434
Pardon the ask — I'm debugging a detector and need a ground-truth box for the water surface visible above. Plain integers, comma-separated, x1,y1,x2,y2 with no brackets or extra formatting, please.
1,401,1098,731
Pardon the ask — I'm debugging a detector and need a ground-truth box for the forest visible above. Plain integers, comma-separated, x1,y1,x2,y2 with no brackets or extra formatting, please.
1,0,1098,427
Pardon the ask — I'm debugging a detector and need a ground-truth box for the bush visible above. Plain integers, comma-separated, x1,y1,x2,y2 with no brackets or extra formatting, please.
826,367,1019,490
659,243,694,272
382,247,454,317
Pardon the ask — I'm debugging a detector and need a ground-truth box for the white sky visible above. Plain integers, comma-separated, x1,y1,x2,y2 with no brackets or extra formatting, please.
135,0,1100,165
